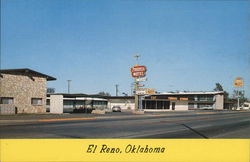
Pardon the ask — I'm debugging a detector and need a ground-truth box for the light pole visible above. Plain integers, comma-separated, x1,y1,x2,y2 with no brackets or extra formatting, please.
67,80,71,94
115,84,119,96
134,54,140,64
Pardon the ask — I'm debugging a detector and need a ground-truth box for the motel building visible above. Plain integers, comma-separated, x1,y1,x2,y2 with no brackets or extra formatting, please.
46,93,108,113
50,91,224,112
142,91,224,111
0,68,56,114
0,68,224,115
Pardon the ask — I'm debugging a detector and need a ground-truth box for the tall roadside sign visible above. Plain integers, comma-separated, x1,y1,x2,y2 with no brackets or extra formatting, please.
147,89,156,95
234,77,244,109
234,77,243,87
131,64,147,111
136,77,147,82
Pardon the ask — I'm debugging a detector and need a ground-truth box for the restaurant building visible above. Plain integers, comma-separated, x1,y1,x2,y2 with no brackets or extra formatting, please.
143,91,224,111
106,91,224,111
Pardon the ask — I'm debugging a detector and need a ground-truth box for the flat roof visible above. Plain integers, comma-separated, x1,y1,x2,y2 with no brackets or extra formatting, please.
105,96,134,99
47,93,107,98
0,68,56,81
155,91,224,95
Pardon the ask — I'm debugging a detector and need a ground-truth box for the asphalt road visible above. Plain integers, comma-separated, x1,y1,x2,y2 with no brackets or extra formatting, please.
0,111,249,138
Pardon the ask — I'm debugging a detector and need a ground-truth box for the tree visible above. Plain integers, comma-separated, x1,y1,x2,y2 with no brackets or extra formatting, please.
213,83,229,100
213,83,223,91
98,91,111,96
47,88,55,94
232,90,247,103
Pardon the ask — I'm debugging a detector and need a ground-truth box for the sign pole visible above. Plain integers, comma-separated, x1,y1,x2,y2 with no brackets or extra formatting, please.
233,77,244,110
134,76,139,111
237,88,240,110
131,54,146,112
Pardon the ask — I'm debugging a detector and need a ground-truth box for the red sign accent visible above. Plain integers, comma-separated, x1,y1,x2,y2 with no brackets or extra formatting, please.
131,66,147,73
132,71,145,77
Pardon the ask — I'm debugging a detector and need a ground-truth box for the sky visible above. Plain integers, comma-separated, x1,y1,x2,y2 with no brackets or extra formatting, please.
1,0,250,98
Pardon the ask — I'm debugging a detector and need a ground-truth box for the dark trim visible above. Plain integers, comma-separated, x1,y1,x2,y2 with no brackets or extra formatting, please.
0,68,56,81
190,101,215,104
47,93,108,99
104,96,134,99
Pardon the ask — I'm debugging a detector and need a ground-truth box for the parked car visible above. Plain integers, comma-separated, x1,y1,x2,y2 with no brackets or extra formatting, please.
112,106,121,112
241,102,250,110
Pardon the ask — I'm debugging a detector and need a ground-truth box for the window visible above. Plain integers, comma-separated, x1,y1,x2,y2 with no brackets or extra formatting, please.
198,95,213,101
31,98,42,105
197,104,213,109
0,97,14,104
46,99,50,105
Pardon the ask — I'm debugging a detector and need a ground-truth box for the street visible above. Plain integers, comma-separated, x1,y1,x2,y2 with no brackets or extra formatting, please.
0,111,249,138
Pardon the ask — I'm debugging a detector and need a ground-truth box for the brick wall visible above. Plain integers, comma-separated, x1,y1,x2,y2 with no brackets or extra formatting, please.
0,73,47,113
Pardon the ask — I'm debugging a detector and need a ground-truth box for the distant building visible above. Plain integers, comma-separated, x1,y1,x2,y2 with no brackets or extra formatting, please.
0,68,56,114
46,93,108,113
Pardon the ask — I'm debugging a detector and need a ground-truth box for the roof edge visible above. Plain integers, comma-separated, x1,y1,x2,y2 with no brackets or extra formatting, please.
0,68,56,81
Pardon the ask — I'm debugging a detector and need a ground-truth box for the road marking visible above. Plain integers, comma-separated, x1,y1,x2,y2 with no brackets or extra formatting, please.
152,114,163,116
195,112,217,115
38,117,96,122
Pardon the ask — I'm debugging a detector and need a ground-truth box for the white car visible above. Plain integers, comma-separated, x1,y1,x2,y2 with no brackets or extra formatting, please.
241,103,250,110
112,106,121,112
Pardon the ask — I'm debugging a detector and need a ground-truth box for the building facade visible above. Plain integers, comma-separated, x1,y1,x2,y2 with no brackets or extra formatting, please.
106,91,224,111
106,96,135,110
143,91,224,111
0,69,56,114
47,93,108,113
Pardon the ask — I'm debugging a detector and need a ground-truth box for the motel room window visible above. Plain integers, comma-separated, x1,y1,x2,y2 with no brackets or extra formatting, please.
0,97,14,104
31,98,42,105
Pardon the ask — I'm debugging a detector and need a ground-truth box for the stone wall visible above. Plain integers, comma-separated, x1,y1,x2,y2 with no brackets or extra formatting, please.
50,95,63,114
0,104,16,115
0,73,47,113
215,94,224,110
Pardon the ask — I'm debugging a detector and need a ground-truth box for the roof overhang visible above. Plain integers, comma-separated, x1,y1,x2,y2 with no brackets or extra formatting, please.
0,68,56,81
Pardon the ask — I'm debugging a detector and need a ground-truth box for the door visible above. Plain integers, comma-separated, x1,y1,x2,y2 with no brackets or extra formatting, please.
172,102,175,110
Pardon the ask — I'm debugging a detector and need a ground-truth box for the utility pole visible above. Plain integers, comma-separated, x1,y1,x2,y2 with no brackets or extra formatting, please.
115,84,119,96
67,80,71,94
